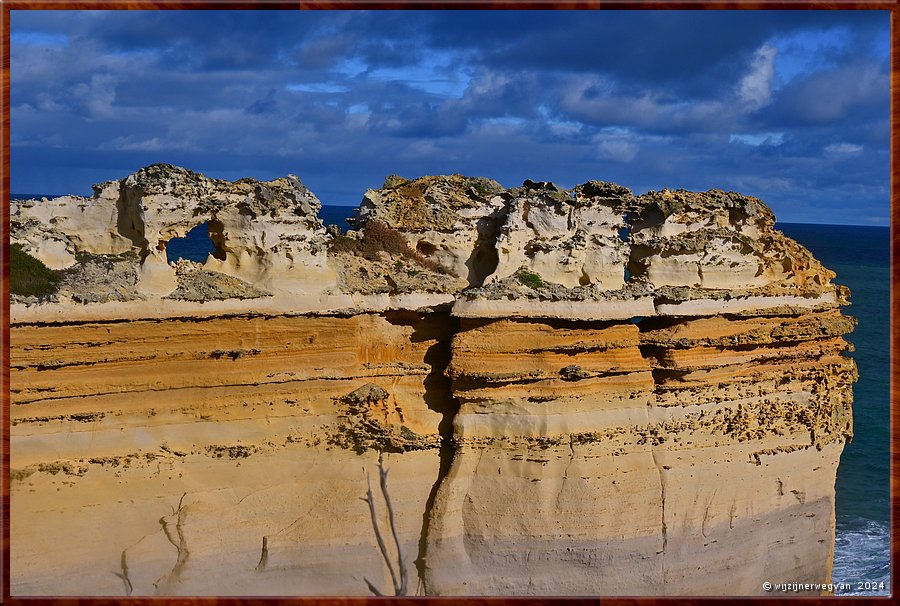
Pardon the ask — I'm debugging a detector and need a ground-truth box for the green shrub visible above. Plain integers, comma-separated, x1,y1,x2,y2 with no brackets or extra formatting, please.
10,243,61,298
515,269,545,289
468,179,492,197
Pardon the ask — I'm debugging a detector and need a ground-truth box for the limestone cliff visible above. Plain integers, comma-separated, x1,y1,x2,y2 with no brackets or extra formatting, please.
8,165,855,596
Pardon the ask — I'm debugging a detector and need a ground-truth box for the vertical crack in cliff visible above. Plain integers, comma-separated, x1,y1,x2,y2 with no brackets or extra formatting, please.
639,318,668,582
414,433,457,595
412,312,460,595
650,443,667,579
555,435,576,512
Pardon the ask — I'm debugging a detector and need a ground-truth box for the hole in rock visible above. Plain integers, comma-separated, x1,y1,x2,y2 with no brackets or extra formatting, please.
319,205,355,233
165,222,223,263
618,213,633,243
620,214,635,282
416,240,438,256
464,214,504,287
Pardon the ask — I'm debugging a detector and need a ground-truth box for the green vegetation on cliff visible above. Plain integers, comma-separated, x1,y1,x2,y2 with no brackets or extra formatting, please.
10,243,60,297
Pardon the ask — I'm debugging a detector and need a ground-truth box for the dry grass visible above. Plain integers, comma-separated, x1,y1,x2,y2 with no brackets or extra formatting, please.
330,219,444,274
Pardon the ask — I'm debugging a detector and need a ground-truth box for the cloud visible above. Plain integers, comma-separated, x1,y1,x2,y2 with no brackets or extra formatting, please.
8,10,891,226
825,142,863,154
297,33,359,69
98,136,183,152
71,73,118,119
767,61,888,124
730,132,784,146
592,135,639,163
738,44,777,108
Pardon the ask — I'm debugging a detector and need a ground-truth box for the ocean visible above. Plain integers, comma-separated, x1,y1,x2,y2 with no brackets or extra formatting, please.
10,197,891,595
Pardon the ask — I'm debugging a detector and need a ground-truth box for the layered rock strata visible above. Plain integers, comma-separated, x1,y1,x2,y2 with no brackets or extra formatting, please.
423,312,853,595
8,165,855,596
10,312,454,596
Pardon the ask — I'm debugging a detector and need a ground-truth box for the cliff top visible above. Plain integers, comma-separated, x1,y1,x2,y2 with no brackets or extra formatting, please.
9,164,846,323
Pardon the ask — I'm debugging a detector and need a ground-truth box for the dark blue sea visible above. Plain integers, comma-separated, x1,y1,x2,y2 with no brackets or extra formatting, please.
9,196,891,594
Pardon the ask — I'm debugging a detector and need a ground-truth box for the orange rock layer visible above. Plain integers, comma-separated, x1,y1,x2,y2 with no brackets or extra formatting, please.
9,309,854,596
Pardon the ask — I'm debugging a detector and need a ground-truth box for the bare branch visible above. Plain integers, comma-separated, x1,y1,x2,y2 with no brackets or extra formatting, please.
255,536,269,572
363,467,400,593
377,452,408,595
155,492,190,595
113,549,133,596
362,452,408,596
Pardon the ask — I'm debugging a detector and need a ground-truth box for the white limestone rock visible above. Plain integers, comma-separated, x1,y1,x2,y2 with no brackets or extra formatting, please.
489,180,632,290
352,174,508,286
11,164,334,298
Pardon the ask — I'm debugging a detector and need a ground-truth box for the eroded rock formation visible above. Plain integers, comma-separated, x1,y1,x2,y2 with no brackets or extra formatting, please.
12,164,331,297
9,165,855,596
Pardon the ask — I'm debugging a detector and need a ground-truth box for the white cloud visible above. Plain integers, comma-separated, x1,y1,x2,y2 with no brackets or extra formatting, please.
71,73,117,119
98,135,194,152
738,44,777,108
825,142,863,153
592,132,639,163
729,132,784,146
286,83,349,94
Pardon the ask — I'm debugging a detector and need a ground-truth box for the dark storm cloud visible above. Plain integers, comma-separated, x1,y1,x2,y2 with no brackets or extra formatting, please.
766,60,889,125
9,9,890,225
419,11,886,97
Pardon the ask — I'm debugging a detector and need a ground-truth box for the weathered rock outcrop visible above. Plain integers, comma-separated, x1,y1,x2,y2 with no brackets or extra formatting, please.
8,165,855,597
12,164,332,296
489,180,633,290
353,174,507,286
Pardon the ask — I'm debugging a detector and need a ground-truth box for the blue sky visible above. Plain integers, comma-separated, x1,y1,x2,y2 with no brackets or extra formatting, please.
10,10,890,225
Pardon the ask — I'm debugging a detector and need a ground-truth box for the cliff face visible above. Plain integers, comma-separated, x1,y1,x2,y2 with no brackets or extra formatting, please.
9,165,855,596
10,312,452,595
425,312,853,595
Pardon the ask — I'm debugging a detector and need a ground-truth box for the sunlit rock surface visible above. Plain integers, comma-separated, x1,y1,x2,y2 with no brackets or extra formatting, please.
12,164,332,297
9,165,855,596
352,174,507,286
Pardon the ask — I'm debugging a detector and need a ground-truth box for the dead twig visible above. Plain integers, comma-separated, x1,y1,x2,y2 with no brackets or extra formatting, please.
154,492,190,594
113,549,133,596
361,452,408,595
